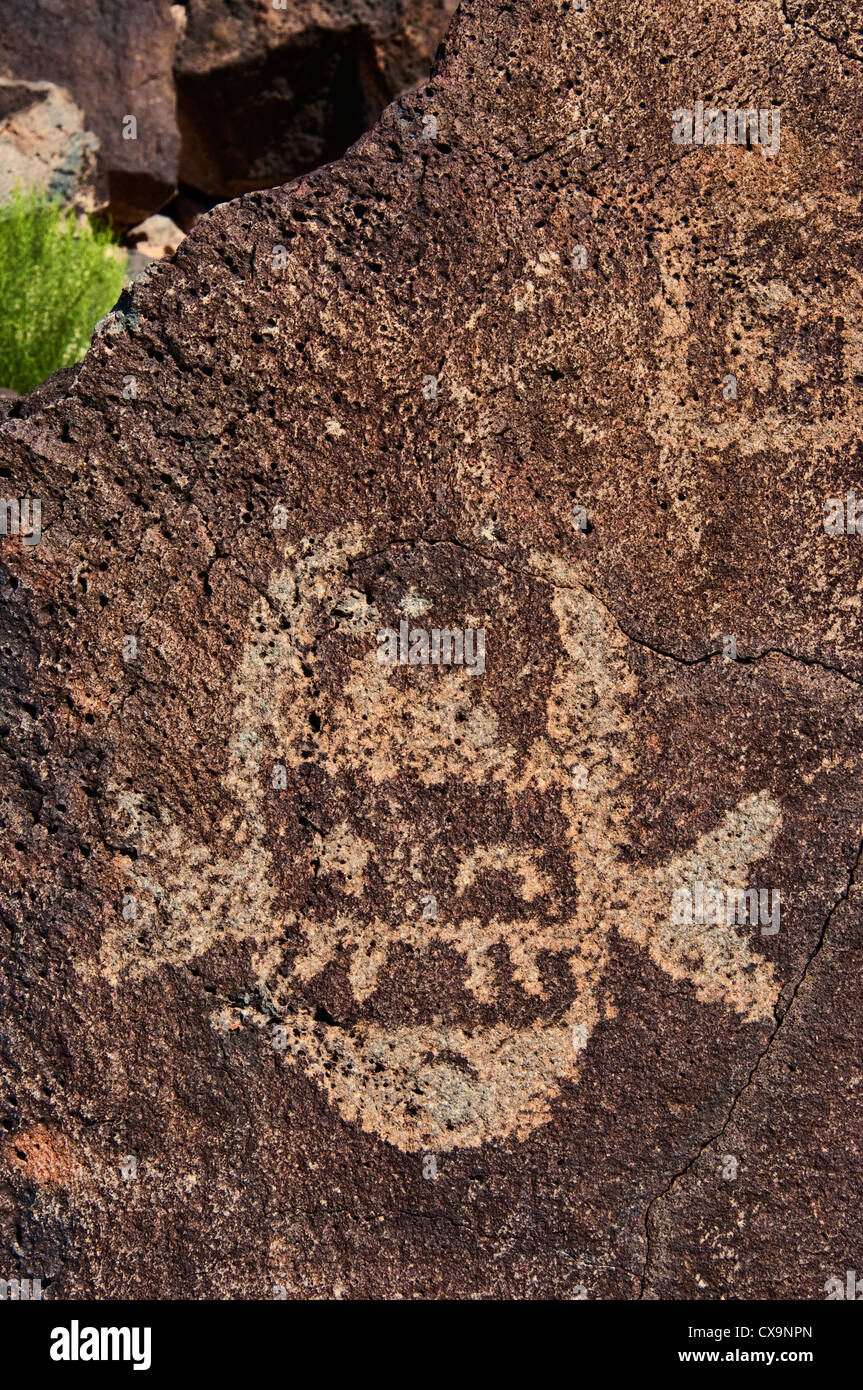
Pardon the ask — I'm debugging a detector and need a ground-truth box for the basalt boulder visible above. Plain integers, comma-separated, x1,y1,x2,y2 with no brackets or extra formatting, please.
1,0,862,1300
0,0,180,225
174,0,459,200
0,79,107,214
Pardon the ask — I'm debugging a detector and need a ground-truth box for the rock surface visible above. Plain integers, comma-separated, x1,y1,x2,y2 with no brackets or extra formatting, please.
124,214,187,285
0,79,106,213
127,214,186,261
0,0,457,221
175,0,460,199
0,0,180,225
1,0,862,1300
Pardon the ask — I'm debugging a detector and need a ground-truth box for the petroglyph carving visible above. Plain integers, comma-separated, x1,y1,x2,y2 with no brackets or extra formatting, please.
101,530,781,1151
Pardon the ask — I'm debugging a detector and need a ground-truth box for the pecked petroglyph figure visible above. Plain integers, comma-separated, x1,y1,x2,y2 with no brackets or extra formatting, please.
101,528,781,1152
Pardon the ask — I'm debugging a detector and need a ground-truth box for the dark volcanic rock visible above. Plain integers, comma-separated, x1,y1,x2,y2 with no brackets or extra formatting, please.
1,0,862,1300
0,0,180,224
175,0,459,199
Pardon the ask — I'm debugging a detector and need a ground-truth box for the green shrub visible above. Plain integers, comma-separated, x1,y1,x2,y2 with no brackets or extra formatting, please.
0,187,126,395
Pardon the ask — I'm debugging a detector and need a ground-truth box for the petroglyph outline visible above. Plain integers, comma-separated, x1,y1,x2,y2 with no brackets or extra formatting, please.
99,529,781,1151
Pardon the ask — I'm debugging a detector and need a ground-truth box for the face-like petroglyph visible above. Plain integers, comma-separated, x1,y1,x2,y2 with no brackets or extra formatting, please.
100,528,781,1151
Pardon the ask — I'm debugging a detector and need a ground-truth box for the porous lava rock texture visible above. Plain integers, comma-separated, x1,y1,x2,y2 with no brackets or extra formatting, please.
1,0,863,1300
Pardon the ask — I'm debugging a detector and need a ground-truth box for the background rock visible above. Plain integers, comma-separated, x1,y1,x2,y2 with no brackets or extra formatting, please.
123,214,186,287
0,0,180,225
126,213,186,259
175,0,460,199
0,0,457,223
0,386,20,423
1,0,862,1300
0,79,106,213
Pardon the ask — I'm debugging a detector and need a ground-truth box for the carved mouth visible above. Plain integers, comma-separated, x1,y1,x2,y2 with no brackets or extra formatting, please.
277,1004,594,1152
